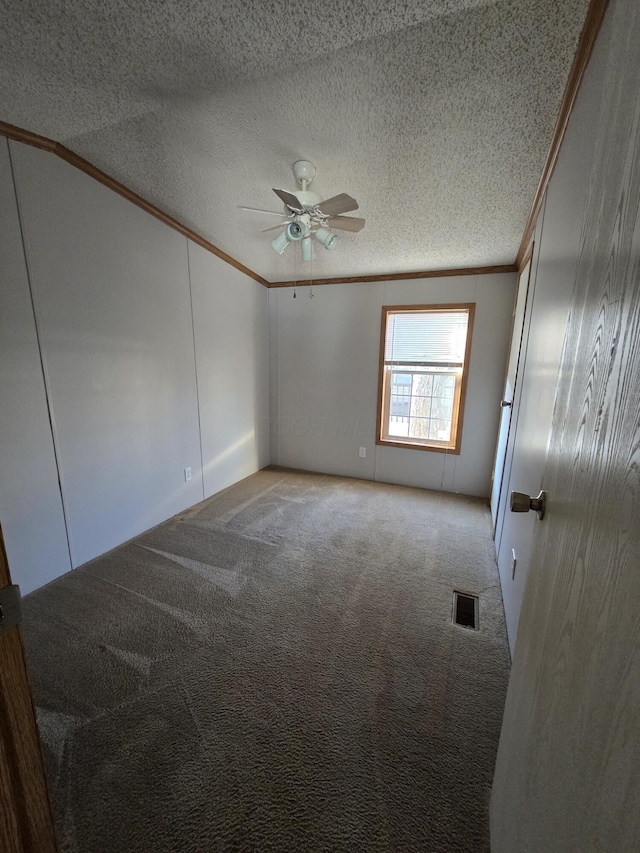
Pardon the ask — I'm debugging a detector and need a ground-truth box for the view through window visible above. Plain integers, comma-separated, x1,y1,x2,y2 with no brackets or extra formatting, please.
377,304,474,453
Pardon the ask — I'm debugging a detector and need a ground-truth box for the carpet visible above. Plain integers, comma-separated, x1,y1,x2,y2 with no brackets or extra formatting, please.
21,467,511,852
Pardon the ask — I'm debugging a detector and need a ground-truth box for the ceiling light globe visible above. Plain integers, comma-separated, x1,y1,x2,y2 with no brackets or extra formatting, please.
301,235,315,262
315,228,338,250
286,221,305,242
271,230,290,254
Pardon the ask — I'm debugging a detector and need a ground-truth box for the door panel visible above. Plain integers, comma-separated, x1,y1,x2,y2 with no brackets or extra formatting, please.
491,1,640,845
493,214,544,560
497,213,584,652
490,256,532,529
496,59,602,653
0,527,58,852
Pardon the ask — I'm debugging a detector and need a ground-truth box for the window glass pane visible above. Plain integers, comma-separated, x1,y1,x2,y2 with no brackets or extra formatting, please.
433,374,455,398
388,417,409,437
411,373,433,396
431,398,454,422
410,375,433,418
428,419,452,441
408,417,430,439
385,369,457,443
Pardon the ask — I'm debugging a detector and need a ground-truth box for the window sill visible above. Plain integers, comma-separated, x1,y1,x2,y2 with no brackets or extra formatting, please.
377,437,461,455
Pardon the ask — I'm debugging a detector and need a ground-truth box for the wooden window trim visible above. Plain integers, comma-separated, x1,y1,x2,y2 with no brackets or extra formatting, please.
376,303,475,455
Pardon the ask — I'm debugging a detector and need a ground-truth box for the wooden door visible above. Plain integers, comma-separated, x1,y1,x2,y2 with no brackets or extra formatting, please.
492,0,640,846
0,526,58,852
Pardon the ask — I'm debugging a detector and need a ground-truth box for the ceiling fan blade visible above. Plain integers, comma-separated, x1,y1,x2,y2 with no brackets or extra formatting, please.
326,215,365,233
238,205,288,217
260,223,288,233
273,188,304,213
317,193,359,216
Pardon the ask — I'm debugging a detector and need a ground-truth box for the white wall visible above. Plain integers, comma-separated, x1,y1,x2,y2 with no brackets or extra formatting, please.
269,273,516,497
189,241,270,498
0,141,269,593
0,139,72,592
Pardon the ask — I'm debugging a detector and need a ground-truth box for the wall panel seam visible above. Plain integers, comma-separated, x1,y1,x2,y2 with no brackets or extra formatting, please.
7,140,75,570
186,239,206,502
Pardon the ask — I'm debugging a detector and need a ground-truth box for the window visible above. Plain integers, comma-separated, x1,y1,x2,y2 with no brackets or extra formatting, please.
377,304,474,453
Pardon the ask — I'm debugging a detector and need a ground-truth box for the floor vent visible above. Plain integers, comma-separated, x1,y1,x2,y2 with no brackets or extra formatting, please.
453,591,479,630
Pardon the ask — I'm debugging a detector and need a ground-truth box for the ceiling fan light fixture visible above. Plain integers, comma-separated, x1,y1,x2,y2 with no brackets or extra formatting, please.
315,227,338,250
270,229,290,254
244,162,364,259
286,221,305,242
301,234,315,262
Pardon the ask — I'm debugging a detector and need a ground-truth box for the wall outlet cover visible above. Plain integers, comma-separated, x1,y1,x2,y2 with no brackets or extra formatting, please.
359,447,366,458
184,467,192,481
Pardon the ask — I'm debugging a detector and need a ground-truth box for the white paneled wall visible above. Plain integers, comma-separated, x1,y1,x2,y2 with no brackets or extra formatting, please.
0,141,269,593
11,144,203,568
189,241,270,498
0,139,72,592
269,274,516,497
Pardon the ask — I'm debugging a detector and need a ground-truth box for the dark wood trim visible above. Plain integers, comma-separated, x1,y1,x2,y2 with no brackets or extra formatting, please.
454,302,475,455
375,303,475,456
375,307,389,447
376,438,462,456
269,264,517,288
0,121,269,288
518,244,534,273
515,0,611,267
0,527,59,853
0,122,57,153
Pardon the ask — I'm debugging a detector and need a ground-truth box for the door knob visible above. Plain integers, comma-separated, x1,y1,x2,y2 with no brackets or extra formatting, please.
500,400,512,408
510,490,546,520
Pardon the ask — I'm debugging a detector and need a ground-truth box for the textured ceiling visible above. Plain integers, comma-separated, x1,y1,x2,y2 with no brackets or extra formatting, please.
0,0,591,281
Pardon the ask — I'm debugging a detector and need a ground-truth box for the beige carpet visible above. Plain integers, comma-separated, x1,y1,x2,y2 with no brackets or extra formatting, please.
22,467,510,852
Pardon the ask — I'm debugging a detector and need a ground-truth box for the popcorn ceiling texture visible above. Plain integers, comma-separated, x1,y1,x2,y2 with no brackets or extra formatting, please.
0,0,591,280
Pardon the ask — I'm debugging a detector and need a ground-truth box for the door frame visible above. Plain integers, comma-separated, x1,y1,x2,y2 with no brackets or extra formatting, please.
0,525,58,852
490,247,534,531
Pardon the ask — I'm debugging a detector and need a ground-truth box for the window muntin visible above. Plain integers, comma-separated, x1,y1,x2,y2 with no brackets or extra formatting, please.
378,305,474,453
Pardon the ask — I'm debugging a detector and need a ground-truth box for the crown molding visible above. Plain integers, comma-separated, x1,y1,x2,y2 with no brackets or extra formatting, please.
0,120,269,287
268,264,518,288
515,0,610,267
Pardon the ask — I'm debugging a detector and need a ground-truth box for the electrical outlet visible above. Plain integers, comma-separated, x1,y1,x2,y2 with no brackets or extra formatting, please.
184,467,192,482
359,447,366,458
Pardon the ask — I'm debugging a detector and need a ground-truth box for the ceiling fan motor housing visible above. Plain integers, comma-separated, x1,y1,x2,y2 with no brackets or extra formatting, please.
294,190,322,209
292,160,316,186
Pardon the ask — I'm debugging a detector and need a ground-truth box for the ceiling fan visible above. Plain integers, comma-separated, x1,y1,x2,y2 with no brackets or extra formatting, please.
239,160,365,261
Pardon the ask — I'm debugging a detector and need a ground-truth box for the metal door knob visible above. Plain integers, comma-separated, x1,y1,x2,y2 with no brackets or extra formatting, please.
500,400,512,408
510,490,546,520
